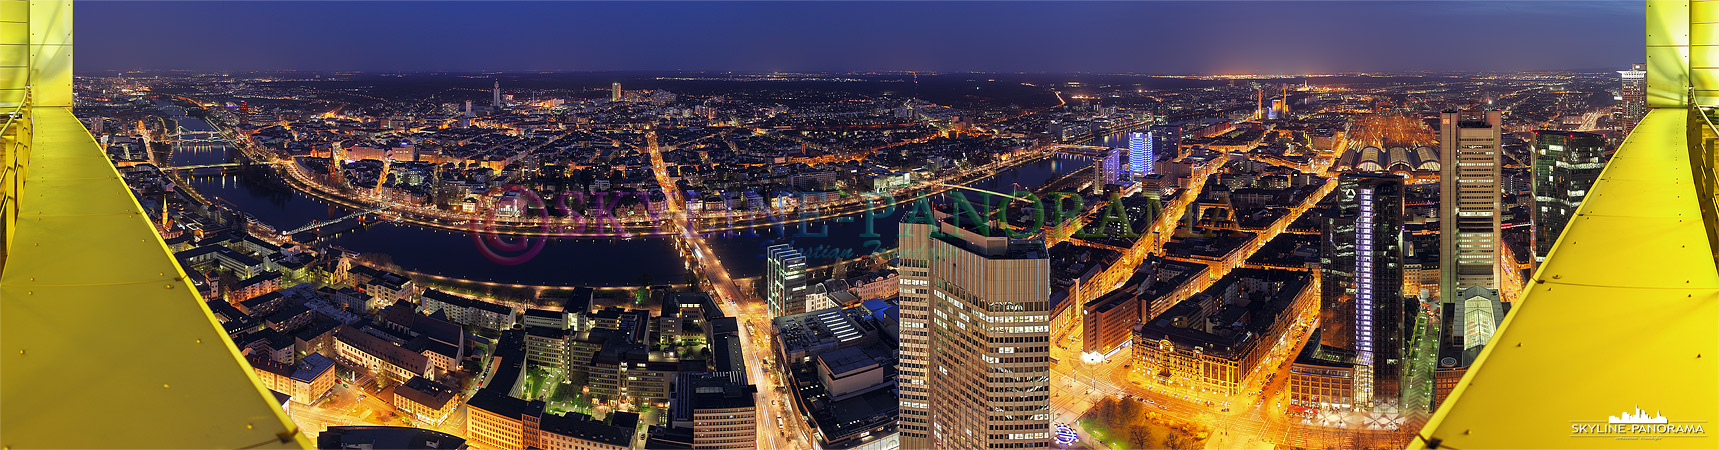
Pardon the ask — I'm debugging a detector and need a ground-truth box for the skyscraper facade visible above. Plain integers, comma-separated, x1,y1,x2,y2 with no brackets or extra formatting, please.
1619,63,1646,133
612,82,623,102
1128,131,1152,177
1531,130,1607,262
765,244,807,318
1149,125,1180,162
1319,173,1407,407
898,209,1052,450
493,80,503,109
1438,110,1502,304
1097,147,1124,194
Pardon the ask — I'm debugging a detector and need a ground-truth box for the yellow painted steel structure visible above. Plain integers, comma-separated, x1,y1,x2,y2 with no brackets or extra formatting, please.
1414,1,1719,448
0,1,310,448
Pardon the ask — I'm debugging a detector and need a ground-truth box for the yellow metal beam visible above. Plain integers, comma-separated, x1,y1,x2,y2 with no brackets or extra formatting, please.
24,0,71,107
1693,0,1717,106
0,0,310,447
1417,3,1719,447
1412,109,1718,449
0,108,311,450
1647,0,1692,108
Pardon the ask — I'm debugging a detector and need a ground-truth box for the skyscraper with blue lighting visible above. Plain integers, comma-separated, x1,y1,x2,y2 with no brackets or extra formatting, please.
1129,131,1152,177
1319,173,1408,409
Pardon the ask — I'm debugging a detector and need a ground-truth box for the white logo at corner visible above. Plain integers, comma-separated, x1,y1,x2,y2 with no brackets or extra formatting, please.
1572,406,1706,439
1609,406,1668,425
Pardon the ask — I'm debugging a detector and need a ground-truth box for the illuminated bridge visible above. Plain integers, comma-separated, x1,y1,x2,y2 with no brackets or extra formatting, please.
157,161,284,171
159,162,244,170
1413,1,1717,448
280,206,387,237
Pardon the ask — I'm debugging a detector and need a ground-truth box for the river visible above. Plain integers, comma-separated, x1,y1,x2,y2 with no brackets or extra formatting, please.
174,123,1109,286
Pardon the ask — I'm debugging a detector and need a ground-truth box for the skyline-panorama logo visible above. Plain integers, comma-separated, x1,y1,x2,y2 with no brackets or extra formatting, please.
1571,406,1706,440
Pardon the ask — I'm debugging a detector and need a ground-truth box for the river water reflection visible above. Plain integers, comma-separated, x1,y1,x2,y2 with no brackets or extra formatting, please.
178,134,1110,285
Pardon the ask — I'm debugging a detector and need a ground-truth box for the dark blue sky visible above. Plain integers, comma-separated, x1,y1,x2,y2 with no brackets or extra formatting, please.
79,1,1644,74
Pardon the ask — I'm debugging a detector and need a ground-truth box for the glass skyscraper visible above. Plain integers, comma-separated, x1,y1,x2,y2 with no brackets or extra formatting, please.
1320,173,1408,408
1618,63,1646,133
1129,131,1152,177
765,244,807,317
1531,130,1607,262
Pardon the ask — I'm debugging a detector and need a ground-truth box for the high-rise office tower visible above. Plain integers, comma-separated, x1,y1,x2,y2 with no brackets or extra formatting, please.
1619,63,1647,133
1438,110,1502,304
1320,173,1408,407
612,82,623,102
1097,147,1123,194
898,208,1051,450
1150,125,1180,161
462,101,473,128
764,244,807,318
492,80,502,109
1531,130,1607,262
1129,131,1152,177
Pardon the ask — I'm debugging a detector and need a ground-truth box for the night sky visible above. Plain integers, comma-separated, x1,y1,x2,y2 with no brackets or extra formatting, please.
78,1,1644,74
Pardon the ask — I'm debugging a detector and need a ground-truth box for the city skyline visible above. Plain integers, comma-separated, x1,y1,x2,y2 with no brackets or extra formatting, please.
8,1,1714,449
78,1,1644,74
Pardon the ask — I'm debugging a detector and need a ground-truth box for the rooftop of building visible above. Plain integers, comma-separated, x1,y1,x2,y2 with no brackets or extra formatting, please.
1137,268,1310,359
812,383,900,446
773,306,870,353
523,308,564,320
1135,257,1210,301
422,289,512,315
644,426,697,449
395,376,458,410
1293,331,1358,369
1163,231,1255,259
671,371,756,423
465,389,530,420
334,325,428,374
292,353,335,383
816,344,887,378
315,426,465,450
667,291,726,320
538,410,636,447
712,334,745,373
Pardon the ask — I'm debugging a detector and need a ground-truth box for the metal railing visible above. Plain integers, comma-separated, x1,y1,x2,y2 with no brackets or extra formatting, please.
0,90,28,266
1695,105,1719,257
